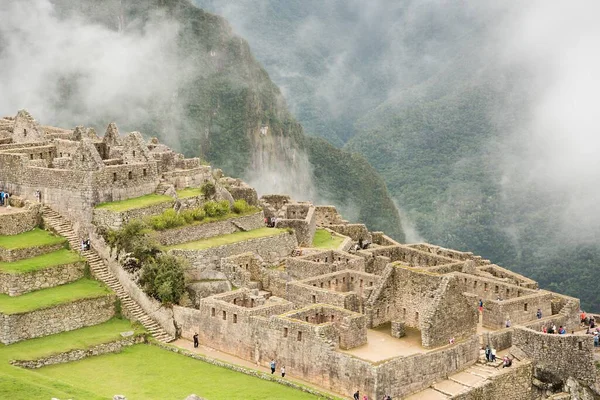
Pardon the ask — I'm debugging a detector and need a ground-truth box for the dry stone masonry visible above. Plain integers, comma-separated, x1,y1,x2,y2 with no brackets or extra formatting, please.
1,111,598,400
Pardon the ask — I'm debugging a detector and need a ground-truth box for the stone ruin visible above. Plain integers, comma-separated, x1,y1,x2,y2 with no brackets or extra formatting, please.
1,111,599,400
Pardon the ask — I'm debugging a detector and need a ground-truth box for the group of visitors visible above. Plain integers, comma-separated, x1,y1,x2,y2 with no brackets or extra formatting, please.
269,359,286,378
353,391,392,400
540,324,567,334
265,217,278,228
581,311,596,328
484,345,497,362
80,239,91,251
0,189,10,207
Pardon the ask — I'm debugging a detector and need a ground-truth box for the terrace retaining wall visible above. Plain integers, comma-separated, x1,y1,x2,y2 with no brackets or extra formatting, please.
0,261,85,296
0,294,116,344
0,203,41,235
0,241,65,263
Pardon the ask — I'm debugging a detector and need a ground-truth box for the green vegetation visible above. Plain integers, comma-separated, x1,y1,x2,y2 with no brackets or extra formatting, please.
95,194,172,212
166,228,286,250
0,319,144,400
0,228,66,250
176,187,203,199
201,182,216,199
34,344,320,400
0,249,83,274
146,200,258,231
312,229,345,250
0,278,111,314
139,254,186,305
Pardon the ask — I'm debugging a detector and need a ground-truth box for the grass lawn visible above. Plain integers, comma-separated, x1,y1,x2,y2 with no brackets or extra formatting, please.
176,187,203,199
312,229,345,249
0,228,66,250
0,249,83,274
165,228,286,250
0,278,111,314
34,344,320,400
0,318,144,400
95,194,173,212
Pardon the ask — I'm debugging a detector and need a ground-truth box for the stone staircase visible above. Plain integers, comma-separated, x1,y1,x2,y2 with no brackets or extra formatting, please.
41,206,175,343
155,181,174,196
405,355,515,399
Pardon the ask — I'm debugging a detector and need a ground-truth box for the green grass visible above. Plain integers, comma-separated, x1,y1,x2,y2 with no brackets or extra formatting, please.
0,228,66,250
0,279,111,314
165,228,286,250
0,249,83,274
312,229,345,249
95,194,173,212
0,319,144,400
34,344,320,400
176,187,203,199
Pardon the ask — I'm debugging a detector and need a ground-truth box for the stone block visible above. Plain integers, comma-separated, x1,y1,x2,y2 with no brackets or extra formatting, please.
391,320,406,338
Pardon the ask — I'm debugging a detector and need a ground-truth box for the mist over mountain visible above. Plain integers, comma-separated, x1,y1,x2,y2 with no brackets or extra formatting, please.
194,0,600,311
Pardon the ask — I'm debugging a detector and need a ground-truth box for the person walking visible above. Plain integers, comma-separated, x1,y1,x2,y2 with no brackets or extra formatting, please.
270,359,276,374
280,365,285,378
536,309,542,319
353,390,360,400
193,333,199,348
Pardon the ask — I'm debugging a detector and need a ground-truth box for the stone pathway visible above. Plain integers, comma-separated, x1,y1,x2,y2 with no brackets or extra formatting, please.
173,338,344,399
42,205,175,343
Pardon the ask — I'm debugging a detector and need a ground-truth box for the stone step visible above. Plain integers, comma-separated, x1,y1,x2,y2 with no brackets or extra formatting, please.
431,380,470,397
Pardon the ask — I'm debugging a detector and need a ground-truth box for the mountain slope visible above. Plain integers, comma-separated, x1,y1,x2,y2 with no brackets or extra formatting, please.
45,0,405,240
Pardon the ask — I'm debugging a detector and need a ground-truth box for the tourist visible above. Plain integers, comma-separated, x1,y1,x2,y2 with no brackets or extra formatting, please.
552,324,557,334
581,310,587,324
478,299,483,312
502,356,512,368
536,309,542,319
35,190,41,202
0,189,4,206
362,396,368,400
558,326,566,334
485,345,491,362
85,239,91,251
548,325,555,334
505,318,511,328
4,191,9,207
590,317,596,329
81,239,86,252
542,326,547,333
491,347,497,362
270,359,276,374
353,390,360,400
193,333,199,348
449,337,455,345
594,333,599,347
280,365,285,378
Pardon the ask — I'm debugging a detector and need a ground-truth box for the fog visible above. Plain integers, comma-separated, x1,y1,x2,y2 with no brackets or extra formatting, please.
0,0,191,146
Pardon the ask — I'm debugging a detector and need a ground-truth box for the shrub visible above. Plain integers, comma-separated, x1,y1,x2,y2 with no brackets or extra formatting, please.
232,199,250,214
139,254,187,305
106,220,160,264
161,209,186,229
216,200,231,216
180,209,195,224
203,201,219,217
190,207,206,221
201,182,216,199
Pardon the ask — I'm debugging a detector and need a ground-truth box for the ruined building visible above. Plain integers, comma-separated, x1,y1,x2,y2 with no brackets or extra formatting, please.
0,111,599,399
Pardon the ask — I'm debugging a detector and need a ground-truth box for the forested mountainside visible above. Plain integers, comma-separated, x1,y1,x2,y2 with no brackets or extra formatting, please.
194,0,600,311
26,0,405,240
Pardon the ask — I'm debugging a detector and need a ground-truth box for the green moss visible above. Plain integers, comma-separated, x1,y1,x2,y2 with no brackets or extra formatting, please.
95,194,173,212
312,229,345,249
0,249,83,274
165,228,285,250
0,279,111,314
0,228,66,250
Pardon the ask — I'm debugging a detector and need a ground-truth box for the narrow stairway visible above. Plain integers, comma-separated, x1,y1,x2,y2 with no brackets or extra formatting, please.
41,206,175,343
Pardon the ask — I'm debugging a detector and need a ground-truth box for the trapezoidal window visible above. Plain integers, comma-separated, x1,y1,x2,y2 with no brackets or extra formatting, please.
297,331,302,341
312,295,316,303
283,327,288,338
233,314,237,323
132,150,136,157
222,310,227,320
23,128,27,137
113,173,117,182
524,303,528,311
143,169,147,177
128,171,133,180
211,308,215,317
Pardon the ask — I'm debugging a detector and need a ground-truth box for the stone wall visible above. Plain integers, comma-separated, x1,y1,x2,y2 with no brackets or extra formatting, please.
89,230,177,337
285,251,365,280
314,206,345,226
0,261,85,296
0,241,65,263
482,292,554,329
454,271,537,301
92,200,174,230
477,264,538,289
170,231,297,273
11,334,146,368
513,327,597,386
275,205,316,247
450,360,534,400
359,245,455,270
481,328,514,351
375,336,480,399
219,252,262,288
155,212,264,246
0,203,40,235
0,294,115,344
328,224,371,241
408,243,490,265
